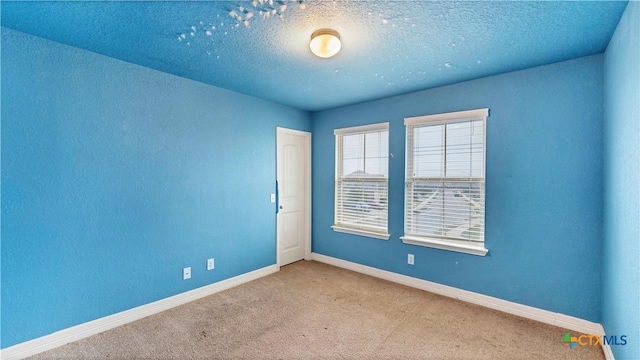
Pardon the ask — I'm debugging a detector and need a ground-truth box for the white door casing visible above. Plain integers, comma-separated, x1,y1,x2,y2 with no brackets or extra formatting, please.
276,127,311,267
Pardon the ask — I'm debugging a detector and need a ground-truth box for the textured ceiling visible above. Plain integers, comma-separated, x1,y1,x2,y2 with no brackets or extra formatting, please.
1,1,628,111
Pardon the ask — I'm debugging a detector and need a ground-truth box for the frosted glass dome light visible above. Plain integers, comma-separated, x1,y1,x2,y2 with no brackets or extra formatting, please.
309,29,341,58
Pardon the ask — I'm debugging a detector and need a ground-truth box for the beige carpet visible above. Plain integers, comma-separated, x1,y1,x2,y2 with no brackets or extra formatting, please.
30,260,604,359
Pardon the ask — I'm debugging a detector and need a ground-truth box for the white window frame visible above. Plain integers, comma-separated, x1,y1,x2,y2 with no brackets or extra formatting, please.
332,122,390,240
401,109,489,256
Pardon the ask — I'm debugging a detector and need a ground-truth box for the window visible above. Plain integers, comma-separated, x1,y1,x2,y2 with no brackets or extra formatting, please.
333,122,390,240
402,109,488,256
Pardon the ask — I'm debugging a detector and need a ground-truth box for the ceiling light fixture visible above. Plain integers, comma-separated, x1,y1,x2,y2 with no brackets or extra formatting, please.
309,29,341,58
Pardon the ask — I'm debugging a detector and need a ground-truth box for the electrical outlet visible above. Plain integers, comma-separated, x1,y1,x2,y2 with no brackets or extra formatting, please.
407,254,415,265
207,258,215,271
183,267,191,280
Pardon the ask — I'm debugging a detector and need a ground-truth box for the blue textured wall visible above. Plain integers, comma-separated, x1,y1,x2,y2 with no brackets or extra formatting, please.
603,2,640,359
0,28,310,348
312,55,604,322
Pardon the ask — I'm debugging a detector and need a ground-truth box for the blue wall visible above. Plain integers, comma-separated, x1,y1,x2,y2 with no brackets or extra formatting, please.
312,55,604,322
603,2,640,359
0,28,310,348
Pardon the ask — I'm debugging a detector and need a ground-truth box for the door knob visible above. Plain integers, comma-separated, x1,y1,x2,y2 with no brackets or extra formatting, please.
279,205,283,209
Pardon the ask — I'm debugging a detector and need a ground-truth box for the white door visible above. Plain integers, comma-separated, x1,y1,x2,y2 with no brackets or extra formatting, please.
276,128,310,267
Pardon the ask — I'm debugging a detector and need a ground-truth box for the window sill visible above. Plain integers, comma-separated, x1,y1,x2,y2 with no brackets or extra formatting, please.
400,235,488,256
332,226,390,240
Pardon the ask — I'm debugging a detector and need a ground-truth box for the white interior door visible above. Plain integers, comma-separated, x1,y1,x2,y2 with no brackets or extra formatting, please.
276,128,310,267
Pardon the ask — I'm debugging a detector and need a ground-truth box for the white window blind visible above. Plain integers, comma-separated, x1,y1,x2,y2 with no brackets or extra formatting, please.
333,123,389,239
403,109,488,253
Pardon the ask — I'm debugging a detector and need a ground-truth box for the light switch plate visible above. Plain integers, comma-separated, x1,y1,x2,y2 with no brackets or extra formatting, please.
270,193,276,203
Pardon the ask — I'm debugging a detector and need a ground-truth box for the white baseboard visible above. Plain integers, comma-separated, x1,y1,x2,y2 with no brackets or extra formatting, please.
0,265,279,360
602,344,615,360
311,253,604,336
599,324,616,360
3,257,611,360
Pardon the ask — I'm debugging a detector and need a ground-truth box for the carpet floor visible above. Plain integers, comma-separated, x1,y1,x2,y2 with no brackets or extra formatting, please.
30,260,604,359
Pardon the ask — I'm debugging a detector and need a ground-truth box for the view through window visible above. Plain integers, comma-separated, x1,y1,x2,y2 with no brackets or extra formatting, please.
333,123,389,239
403,109,488,254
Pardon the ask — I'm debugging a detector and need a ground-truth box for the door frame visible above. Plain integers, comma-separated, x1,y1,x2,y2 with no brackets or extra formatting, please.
276,127,312,269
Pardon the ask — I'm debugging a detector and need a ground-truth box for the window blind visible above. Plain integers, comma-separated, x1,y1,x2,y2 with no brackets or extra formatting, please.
334,123,389,236
405,109,487,243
